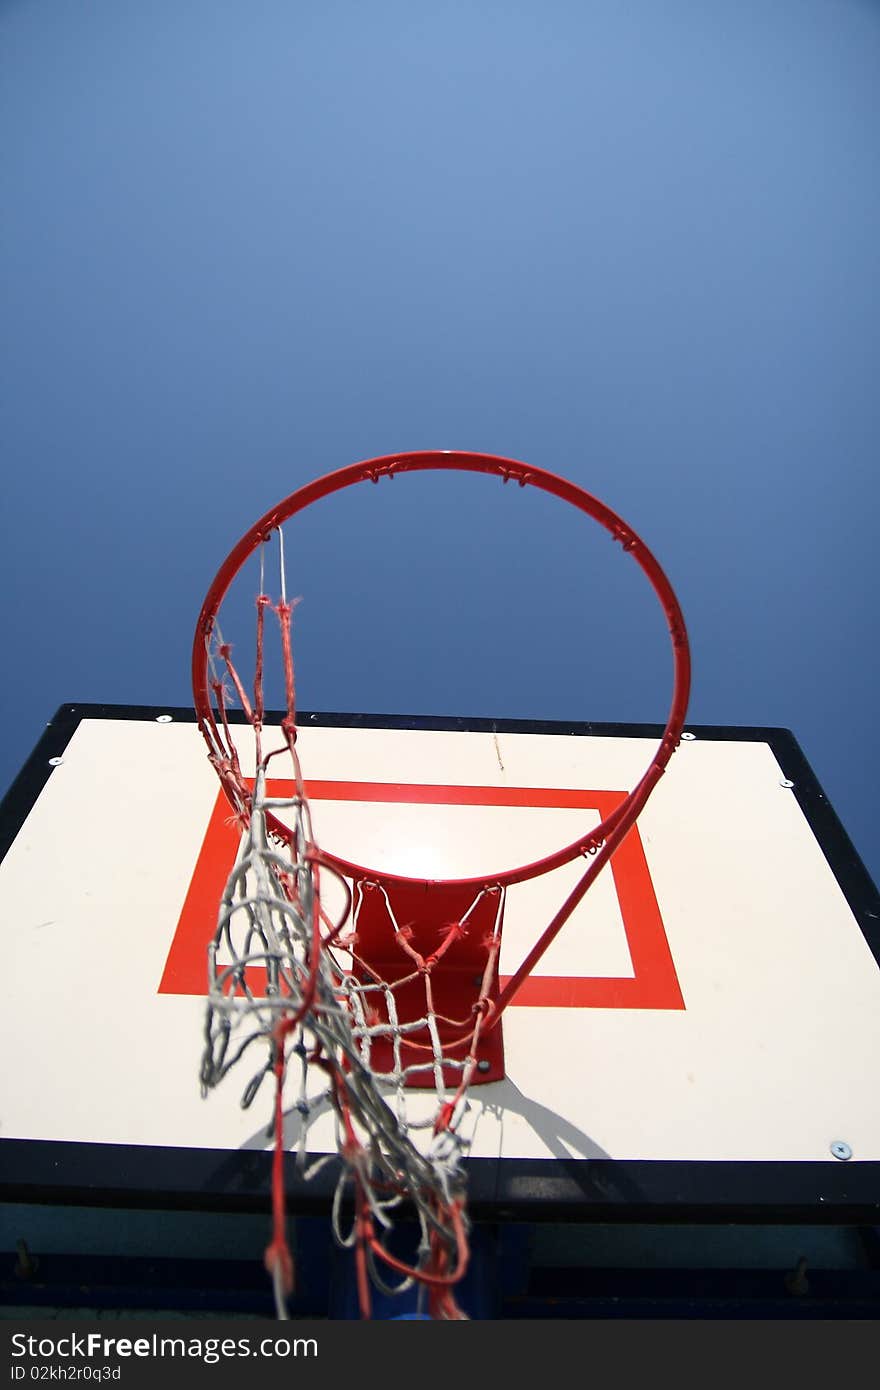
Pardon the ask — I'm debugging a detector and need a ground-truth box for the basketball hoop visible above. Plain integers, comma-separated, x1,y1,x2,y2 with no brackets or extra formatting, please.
192,451,691,1319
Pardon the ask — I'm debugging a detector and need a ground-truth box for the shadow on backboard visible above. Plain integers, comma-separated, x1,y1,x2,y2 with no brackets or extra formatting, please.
206,1077,657,1210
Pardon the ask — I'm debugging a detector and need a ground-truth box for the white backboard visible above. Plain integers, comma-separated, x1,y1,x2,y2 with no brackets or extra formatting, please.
1,706,878,1221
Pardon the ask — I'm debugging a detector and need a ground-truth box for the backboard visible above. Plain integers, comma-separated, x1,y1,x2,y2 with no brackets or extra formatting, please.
1,705,879,1222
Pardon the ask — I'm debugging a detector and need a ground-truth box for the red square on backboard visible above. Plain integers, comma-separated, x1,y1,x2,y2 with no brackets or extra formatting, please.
159,779,684,1011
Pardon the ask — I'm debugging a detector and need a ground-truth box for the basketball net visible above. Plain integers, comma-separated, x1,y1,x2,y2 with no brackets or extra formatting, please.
194,452,691,1320
199,583,495,1319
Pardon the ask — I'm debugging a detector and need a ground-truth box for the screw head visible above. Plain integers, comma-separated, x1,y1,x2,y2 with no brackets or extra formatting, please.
830,1140,852,1161
476,1059,491,1074
780,778,794,789
48,756,64,767
156,714,173,724
680,732,696,742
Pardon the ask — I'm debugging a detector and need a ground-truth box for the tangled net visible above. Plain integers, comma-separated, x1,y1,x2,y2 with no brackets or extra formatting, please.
198,586,501,1319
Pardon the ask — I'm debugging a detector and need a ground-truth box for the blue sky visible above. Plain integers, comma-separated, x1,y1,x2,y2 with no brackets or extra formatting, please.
2,0,878,885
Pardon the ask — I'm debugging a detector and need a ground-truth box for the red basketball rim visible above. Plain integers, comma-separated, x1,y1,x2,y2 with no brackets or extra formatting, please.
192,450,691,892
